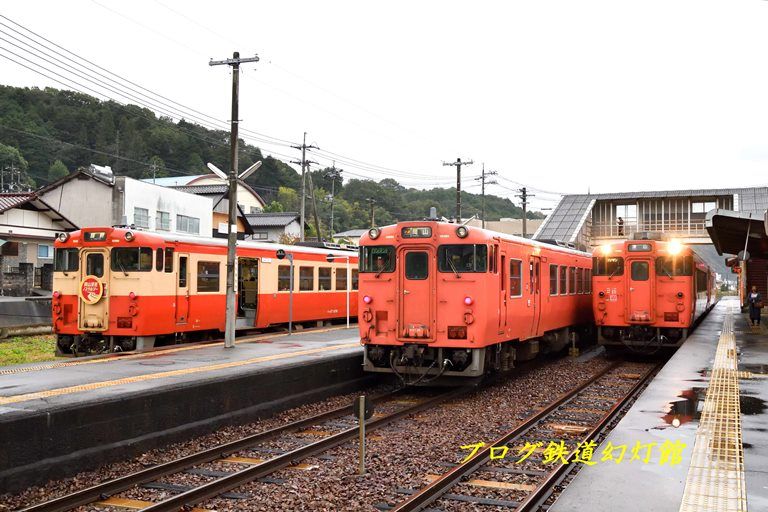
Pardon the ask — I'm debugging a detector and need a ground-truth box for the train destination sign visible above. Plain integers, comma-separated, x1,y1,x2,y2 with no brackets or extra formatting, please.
79,276,104,304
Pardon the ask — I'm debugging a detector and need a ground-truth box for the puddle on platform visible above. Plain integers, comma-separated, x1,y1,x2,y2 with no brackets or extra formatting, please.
662,387,706,427
738,363,768,375
740,395,767,415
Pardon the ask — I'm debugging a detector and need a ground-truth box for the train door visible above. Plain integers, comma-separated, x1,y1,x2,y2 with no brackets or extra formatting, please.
78,249,110,331
238,257,259,326
529,255,541,337
399,247,434,340
627,256,654,322
176,253,190,324
499,253,507,331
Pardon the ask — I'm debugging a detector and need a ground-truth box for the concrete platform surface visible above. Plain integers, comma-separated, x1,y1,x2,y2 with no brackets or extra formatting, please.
0,327,368,492
551,297,768,512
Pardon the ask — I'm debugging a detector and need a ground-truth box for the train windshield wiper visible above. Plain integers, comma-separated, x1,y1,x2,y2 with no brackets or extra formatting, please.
447,257,461,278
608,267,619,280
375,257,390,278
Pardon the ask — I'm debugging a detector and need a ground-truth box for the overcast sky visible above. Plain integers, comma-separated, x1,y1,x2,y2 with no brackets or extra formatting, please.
2,1,768,211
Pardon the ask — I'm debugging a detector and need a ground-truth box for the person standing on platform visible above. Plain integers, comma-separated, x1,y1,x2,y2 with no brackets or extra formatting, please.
748,285,762,326
617,217,624,237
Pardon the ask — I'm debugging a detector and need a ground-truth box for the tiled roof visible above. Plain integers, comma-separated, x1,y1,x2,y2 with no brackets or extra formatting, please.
333,229,368,237
169,184,228,195
142,175,206,186
0,193,36,213
246,212,300,227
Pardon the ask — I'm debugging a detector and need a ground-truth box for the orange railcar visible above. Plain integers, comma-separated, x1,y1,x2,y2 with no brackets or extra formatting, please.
358,221,593,379
52,227,358,355
592,238,716,351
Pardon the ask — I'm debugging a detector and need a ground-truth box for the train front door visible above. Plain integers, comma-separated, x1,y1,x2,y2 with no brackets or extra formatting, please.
528,255,541,337
78,249,110,331
627,257,654,323
399,248,434,341
176,253,190,324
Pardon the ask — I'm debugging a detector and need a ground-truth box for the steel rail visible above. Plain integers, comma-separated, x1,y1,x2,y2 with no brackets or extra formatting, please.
391,362,627,512
21,389,400,512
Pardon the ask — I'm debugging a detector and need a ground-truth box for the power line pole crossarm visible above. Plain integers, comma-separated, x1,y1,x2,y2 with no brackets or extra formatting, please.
291,132,319,242
515,187,536,238
443,157,473,221
474,164,497,229
209,51,259,349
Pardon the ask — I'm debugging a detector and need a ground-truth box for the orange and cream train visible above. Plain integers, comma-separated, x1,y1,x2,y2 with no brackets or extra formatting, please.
357,221,594,380
592,236,717,351
52,227,358,355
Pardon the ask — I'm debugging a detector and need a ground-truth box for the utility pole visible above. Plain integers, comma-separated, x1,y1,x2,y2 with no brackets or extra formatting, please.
209,51,260,349
516,187,535,238
367,197,376,228
329,163,341,236
306,164,323,241
474,163,497,229
291,132,319,242
442,157,473,221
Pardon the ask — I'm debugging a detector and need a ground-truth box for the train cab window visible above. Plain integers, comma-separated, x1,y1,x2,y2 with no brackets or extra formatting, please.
656,256,693,277
550,265,558,295
299,266,315,291
86,253,104,277
179,256,188,287
156,248,164,271
164,248,174,273
559,266,567,294
569,267,576,294
197,261,221,292
405,252,429,280
336,268,348,290
111,247,153,273
509,260,522,297
278,265,293,291
352,269,359,290
438,244,488,273
360,246,395,273
318,267,332,291
54,248,79,272
593,256,624,277
631,261,649,281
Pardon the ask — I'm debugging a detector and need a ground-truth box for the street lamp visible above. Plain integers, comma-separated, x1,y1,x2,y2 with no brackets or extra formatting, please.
327,253,351,328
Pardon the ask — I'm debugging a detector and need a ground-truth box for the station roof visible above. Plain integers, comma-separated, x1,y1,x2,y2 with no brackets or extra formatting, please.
706,209,768,257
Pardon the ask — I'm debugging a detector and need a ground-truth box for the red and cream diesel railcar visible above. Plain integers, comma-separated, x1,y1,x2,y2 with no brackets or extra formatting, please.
52,227,358,355
592,237,716,350
358,221,594,379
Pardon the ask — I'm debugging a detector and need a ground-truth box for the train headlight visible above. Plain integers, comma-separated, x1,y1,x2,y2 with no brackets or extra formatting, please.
57,232,70,243
456,226,469,238
464,296,473,305
677,292,684,298
368,228,380,240
598,291,605,298
53,291,61,299
129,292,137,300
125,231,135,242
600,244,612,256
668,240,684,255
363,295,373,304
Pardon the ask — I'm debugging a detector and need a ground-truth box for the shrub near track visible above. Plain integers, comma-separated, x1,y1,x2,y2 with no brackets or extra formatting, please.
0,335,59,366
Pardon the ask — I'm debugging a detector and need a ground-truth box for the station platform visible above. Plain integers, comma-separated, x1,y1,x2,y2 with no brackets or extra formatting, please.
551,297,768,512
0,326,367,493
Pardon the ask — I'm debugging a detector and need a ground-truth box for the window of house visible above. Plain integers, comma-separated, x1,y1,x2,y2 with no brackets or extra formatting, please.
54,248,79,272
37,244,53,259
278,265,292,291
111,247,153,272
509,260,522,297
318,267,332,291
177,214,200,234
253,232,269,240
336,268,348,290
156,211,170,231
691,201,717,214
550,264,558,295
559,265,567,294
197,261,220,292
299,266,315,291
134,207,150,229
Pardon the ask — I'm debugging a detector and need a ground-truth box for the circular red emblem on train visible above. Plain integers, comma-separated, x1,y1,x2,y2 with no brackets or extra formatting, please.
79,276,104,304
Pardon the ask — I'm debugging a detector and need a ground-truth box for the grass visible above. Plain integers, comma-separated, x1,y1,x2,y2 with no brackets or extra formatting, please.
0,334,61,366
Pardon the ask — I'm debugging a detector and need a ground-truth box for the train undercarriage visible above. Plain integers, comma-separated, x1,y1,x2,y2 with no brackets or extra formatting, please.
598,325,687,353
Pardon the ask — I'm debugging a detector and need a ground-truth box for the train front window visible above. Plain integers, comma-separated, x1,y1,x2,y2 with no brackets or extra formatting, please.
110,247,153,272
86,253,104,277
593,256,624,277
405,252,429,280
54,248,79,272
656,256,693,277
360,246,395,273
438,244,488,273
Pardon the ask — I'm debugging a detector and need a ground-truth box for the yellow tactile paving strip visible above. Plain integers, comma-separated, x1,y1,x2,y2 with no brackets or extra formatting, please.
679,309,747,512
0,342,358,406
0,325,351,376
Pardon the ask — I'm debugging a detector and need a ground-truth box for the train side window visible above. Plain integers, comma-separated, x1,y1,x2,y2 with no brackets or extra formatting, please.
197,261,221,292
559,266,567,294
550,264,558,295
278,265,293,291
509,260,522,297
585,269,591,293
54,248,79,272
631,261,649,281
318,267,332,291
299,266,315,291
156,248,163,272
576,268,583,293
86,253,104,277
164,248,174,273
179,256,188,287
352,269,359,290
336,267,348,290
567,267,574,294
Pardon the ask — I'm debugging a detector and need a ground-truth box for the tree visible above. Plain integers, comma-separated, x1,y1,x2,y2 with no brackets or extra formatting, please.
48,159,69,181
276,186,300,212
263,200,284,212
141,155,168,180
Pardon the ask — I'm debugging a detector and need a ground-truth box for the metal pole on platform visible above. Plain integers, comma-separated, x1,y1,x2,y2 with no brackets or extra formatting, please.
346,256,350,329
288,254,294,335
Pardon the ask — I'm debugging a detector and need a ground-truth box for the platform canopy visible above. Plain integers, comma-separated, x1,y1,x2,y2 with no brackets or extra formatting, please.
705,208,768,257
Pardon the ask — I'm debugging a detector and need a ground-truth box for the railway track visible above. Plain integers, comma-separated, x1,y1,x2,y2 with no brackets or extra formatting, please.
390,361,659,512
21,386,470,512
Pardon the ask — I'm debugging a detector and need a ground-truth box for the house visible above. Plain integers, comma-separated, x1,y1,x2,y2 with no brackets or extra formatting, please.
38,166,213,237
0,192,77,295
332,229,369,245
166,184,254,240
149,174,266,213
244,212,301,242
464,218,544,238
